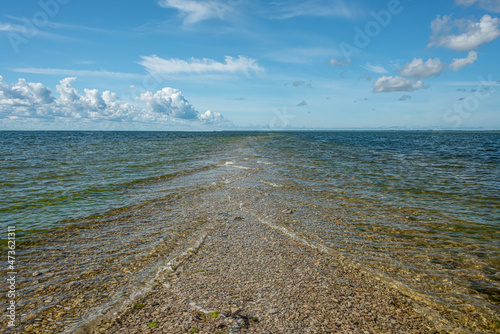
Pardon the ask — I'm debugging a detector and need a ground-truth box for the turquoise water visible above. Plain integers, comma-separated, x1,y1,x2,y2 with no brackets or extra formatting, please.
1,131,499,332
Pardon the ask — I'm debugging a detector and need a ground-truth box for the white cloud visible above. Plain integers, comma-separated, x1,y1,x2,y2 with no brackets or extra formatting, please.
373,76,425,93
136,87,199,119
0,17,82,42
198,110,224,124
158,0,363,25
0,22,23,32
0,75,55,109
429,14,500,51
398,58,446,79
329,58,350,66
449,50,478,71
12,67,142,80
455,0,500,12
56,77,81,108
0,76,129,120
134,86,227,124
267,0,363,20
0,20,60,37
157,0,234,25
0,76,226,126
45,21,120,34
362,63,388,74
139,55,263,74
51,77,132,119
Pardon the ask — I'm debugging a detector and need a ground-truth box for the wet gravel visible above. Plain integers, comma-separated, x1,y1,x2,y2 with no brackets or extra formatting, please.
99,201,441,334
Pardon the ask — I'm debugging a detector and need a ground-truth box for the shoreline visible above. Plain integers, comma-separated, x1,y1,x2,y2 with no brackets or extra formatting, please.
92,206,443,334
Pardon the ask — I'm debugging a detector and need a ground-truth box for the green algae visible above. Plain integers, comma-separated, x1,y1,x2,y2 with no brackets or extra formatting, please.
208,311,219,319
147,320,159,327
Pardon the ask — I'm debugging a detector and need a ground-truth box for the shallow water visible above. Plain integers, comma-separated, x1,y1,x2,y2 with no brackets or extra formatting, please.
1,131,498,332
1,132,249,234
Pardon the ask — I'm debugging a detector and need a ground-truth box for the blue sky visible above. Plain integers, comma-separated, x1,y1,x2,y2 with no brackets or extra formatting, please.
0,0,499,130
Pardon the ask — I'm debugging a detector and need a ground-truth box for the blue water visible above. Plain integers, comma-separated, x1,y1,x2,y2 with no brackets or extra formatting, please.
0,131,236,232
1,130,499,332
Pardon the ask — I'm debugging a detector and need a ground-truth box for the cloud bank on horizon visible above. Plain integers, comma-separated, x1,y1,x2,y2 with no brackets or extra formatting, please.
0,75,225,129
0,0,499,129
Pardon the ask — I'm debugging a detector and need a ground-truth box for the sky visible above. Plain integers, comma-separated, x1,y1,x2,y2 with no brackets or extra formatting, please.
0,0,499,130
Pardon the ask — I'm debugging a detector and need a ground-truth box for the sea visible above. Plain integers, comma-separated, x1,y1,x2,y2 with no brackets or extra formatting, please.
1,131,499,333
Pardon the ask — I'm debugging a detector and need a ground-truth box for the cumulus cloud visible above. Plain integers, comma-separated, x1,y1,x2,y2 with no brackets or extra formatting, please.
139,55,263,74
136,87,199,119
0,76,134,121
398,58,446,79
362,63,388,74
429,14,500,51
157,0,234,25
449,50,478,71
455,0,500,12
55,77,133,119
198,109,224,123
0,76,55,107
329,58,350,66
0,76,225,126
373,76,425,93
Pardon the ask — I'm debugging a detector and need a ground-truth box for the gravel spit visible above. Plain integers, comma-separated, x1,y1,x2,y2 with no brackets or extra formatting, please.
98,206,440,333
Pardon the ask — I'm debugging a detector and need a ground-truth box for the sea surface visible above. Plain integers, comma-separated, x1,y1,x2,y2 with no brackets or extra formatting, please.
1,131,499,333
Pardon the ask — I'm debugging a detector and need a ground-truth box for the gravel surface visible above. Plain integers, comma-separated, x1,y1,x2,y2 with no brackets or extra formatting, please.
97,203,440,334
